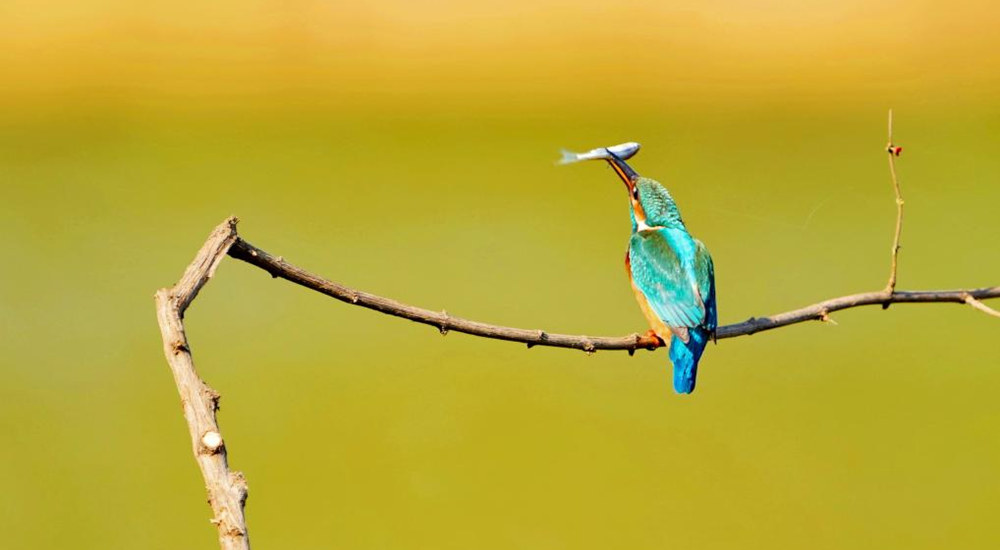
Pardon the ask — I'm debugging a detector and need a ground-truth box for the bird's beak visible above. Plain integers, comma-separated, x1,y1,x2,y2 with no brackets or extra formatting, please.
604,150,640,192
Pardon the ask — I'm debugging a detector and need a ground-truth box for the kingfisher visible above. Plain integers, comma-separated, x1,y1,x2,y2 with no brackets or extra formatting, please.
561,143,717,393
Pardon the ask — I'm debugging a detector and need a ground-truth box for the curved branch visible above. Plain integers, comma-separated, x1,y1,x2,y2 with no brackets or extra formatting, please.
158,114,999,549
159,218,997,550
155,217,250,550
226,236,999,352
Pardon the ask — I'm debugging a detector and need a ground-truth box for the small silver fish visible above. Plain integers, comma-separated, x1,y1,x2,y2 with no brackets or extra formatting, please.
558,141,641,165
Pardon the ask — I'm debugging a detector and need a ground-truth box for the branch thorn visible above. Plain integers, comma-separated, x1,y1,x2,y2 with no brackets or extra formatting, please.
438,310,450,335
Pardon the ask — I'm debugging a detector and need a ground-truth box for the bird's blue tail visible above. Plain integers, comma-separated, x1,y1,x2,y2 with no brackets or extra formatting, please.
668,328,710,394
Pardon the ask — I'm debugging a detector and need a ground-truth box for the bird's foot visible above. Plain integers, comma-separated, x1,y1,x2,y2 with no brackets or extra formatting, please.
643,329,665,348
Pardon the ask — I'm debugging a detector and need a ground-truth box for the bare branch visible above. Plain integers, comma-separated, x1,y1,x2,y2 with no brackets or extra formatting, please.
155,217,250,550
227,236,999,349
885,108,905,293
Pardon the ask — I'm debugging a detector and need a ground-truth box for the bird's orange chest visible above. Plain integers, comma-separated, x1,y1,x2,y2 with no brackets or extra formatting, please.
625,250,672,346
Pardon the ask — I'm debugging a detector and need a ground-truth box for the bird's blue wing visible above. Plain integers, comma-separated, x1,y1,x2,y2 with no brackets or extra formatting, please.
628,230,705,329
692,238,717,332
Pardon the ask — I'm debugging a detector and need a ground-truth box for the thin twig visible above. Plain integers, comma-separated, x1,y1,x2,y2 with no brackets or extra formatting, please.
965,294,1000,318
155,217,250,550
227,235,999,349
885,108,905,294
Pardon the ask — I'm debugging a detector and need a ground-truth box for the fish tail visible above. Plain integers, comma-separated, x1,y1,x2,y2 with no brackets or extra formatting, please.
557,149,582,165
668,328,710,394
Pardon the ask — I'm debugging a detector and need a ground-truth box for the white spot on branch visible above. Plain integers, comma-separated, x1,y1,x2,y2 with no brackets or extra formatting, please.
202,431,224,452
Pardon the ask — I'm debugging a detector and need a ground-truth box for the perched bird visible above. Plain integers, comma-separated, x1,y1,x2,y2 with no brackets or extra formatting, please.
561,143,717,393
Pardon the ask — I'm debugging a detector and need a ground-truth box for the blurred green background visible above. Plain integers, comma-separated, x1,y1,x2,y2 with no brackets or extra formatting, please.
2,1,999,548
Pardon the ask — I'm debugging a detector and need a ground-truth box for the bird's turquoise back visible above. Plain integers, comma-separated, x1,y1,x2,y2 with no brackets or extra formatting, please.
627,178,717,394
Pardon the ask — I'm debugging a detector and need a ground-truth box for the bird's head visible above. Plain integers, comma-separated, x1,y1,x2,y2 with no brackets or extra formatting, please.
604,151,684,231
